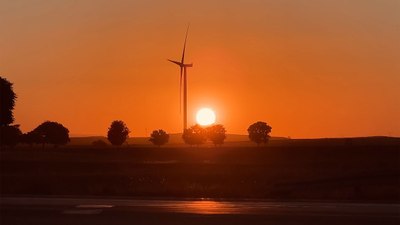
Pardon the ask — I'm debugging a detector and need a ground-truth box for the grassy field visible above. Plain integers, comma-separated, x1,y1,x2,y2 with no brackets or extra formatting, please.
1,137,399,202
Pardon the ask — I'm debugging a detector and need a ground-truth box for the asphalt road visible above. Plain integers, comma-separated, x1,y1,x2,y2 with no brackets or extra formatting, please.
1,197,399,225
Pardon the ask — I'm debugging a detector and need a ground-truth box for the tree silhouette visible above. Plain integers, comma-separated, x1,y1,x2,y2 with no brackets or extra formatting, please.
21,131,43,147
207,124,227,146
149,129,169,147
33,121,70,147
247,121,272,146
0,125,22,147
0,77,17,126
107,120,130,146
182,124,207,146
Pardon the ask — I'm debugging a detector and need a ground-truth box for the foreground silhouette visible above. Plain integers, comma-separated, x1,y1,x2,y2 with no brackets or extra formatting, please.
0,76,16,126
0,77,22,147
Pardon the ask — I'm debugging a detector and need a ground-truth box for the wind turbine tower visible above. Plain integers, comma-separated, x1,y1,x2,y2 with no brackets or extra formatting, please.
168,26,193,132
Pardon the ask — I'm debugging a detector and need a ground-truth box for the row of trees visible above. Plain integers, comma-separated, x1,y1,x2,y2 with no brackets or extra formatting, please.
1,76,272,148
182,124,226,146
1,118,271,148
106,121,172,147
106,121,229,147
107,122,227,147
1,121,70,147
1,76,70,147
106,120,272,147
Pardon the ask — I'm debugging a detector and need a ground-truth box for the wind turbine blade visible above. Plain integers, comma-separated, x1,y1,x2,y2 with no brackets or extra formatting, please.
181,24,190,64
168,59,183,66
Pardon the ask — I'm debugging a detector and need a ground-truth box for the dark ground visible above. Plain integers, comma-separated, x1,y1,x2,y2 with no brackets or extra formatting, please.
1,139,399,202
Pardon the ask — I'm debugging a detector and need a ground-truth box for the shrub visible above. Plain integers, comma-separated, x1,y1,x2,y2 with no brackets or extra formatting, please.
149,129,169,147
182,124,207,146
206,124,226,146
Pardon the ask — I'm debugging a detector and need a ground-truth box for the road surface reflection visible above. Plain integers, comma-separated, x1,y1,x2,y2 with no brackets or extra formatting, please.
1,197,398,216
162,200,243,214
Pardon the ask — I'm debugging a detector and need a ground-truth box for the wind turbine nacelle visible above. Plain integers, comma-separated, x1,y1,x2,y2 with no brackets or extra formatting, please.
184,63,193,67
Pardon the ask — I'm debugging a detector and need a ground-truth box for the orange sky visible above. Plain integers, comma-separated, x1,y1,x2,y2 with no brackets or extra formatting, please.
1,0,399,138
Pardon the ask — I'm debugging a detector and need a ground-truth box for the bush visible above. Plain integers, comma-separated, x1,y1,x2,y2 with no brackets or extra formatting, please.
206,124,226,146
149,129,169,147
182,124,207,146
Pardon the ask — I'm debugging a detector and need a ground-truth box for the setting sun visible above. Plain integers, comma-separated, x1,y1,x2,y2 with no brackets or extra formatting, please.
196,108,216,126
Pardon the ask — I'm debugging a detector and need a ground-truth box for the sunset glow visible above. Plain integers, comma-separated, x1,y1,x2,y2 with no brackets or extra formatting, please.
0,2,399,221
1,1,399,138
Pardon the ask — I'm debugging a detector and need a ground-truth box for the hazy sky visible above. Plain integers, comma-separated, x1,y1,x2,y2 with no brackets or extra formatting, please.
1,0,399,138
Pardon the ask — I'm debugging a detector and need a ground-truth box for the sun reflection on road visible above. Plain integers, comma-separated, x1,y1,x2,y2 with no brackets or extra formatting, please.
165,200,242,214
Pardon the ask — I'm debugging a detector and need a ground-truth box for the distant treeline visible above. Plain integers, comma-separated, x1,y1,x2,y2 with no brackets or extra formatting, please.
1,76,273,148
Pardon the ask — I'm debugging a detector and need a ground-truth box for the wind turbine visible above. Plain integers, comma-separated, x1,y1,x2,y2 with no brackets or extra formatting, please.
168,26,193,132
